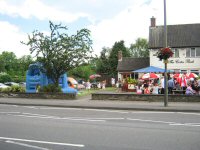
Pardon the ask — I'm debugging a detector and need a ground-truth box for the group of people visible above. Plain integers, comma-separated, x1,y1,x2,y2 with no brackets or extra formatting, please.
85,80,106,91
135,75,200,95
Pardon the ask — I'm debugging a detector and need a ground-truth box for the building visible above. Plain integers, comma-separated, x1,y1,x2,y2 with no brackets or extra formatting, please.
149,17,200,75
117,51,149,80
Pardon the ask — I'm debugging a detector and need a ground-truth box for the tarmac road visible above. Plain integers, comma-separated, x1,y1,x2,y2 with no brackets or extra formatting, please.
0,104,200,150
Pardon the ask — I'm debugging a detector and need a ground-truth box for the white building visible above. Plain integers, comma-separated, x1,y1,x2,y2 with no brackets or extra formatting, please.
149,17,200,75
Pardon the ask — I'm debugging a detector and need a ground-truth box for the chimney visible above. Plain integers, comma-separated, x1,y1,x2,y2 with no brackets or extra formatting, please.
118,51,122,61
150,16,156,27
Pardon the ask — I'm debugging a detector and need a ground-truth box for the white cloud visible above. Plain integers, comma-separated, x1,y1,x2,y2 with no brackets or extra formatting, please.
89,0,200,54
0,0,90,23
0,21,30,58
1,0,200,58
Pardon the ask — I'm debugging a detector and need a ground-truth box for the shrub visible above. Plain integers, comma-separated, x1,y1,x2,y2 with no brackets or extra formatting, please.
0,72,12,83
10,85,25,92
40,84,62,93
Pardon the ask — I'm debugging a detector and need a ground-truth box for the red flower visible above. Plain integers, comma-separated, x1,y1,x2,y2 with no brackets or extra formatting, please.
157,47,173,60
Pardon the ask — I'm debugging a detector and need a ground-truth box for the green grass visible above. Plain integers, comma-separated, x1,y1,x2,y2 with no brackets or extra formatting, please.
77,87,116,97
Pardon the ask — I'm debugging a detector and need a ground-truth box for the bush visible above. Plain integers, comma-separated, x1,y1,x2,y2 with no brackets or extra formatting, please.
0,85,25,93
0,87,11,92
40,84,62,93
0,72,12,83
10,85,25,92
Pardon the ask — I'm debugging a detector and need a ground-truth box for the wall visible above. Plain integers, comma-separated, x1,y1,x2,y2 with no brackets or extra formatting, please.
150,48,200,73
92,93,200,102
0,92,76,100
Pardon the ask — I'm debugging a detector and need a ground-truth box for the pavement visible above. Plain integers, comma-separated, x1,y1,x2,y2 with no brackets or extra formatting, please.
0,94,200,112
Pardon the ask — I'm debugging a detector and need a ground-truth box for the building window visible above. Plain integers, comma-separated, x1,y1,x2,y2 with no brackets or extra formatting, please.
180,70,187,73
196,48,200,57
191,70,199,75
172,49,179,58
186,48,200,57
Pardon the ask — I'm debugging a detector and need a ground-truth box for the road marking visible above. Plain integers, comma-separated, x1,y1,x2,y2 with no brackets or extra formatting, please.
9,114,106,122
0,137,84,147
170,123,200,127
84,109,129,114
0,112,20,114
131,111,175,114
6,140,49,150
127,118,176,124
177,112,200,116
23,106,38,109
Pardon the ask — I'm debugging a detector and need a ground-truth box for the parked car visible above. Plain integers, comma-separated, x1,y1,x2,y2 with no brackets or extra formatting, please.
4,82,19,86
0,83,9,89
19,82,26,87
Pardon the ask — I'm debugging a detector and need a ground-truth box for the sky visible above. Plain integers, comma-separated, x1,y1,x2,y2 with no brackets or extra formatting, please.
0,0,200,58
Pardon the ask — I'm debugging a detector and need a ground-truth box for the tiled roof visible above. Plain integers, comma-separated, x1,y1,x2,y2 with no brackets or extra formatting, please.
117,57,150,72
149,24,200,48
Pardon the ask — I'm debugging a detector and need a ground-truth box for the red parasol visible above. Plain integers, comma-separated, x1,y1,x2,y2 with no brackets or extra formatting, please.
141,73,159,80
89,74,101,79
186,73,198,79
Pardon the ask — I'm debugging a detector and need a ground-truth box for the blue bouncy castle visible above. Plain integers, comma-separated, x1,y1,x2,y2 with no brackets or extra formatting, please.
26,63,77,94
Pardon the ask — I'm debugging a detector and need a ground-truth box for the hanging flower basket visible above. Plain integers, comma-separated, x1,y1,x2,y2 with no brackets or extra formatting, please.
157,47,173,61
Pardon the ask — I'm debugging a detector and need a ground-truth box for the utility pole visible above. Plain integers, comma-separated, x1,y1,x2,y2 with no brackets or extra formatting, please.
164,0,168,107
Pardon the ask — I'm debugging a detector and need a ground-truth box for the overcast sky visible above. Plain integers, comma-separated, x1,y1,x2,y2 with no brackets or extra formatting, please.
0,0,200,58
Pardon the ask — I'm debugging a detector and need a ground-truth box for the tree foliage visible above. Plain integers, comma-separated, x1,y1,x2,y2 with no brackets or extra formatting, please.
108,40,130,76
95,47,111,74
68,64,95,81
130,38,149,58
22,21,93,86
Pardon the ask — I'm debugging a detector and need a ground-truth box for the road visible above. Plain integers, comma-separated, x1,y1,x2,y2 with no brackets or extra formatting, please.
0,104,200,150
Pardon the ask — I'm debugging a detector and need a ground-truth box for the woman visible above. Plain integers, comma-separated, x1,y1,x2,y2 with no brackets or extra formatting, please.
151,83,159,94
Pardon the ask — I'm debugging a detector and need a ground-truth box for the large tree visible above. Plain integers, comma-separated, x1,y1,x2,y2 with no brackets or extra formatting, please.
22,21,92,86
108,40,130,76
130,38,149,58
95,47,111,74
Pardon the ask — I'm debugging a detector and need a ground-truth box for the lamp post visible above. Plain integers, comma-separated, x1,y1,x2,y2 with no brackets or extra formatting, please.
164,0,168,107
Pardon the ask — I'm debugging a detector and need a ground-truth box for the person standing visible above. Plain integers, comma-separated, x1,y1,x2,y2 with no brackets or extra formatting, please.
160,76,165,94
180,74,187,94
168,77,175,94
116,78,122,92
111,78,115,87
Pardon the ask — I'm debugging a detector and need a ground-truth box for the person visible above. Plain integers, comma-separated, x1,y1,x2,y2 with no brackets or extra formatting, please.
144,85,150,94
179,74,187,94
116,78,122,92
168,77,175,94
102,80,106,90
36,84,40,93
191,79,198,95
111,78,115,87
151,83,159,94
85,80,91,91
136,85,142,94
186,83,195,95
160,76,165,94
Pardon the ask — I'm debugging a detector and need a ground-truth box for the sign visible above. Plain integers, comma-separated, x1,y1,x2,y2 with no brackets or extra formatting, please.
169,59,194,64
128,84,135,89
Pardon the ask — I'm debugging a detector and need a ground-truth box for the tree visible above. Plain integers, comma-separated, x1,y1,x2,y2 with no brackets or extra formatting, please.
22,21,93,86
130,38,149,58
0,51,18,76
108,40,130,77
68,64,95,81
95,47,111,74
18,55,34,76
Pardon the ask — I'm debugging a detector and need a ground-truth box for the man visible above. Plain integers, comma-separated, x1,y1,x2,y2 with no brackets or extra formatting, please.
160,76,165,94
168,77,175,94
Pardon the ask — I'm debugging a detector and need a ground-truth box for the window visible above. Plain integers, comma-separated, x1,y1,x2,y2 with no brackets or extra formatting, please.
186,48,200,57
172,49,179,58
196,48,200,57
191,70,199,75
